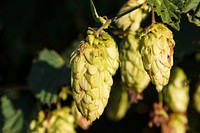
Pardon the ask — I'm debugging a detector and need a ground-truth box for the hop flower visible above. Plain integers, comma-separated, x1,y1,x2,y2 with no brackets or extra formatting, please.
115,0,150,32
30,107,76,133
70,28,119,122
105,83,130,121
120,30,150,93
140,23,175,92
163,67,189,113
193,83,200,112
162,113,188,133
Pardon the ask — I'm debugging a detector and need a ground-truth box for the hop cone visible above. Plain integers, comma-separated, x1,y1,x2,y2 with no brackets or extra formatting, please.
120,30,150,93
140,23,175,92
70,28,119,122
115,0,150,32
163,67,189,113
193,83,200,112
30,107,76,133
105,83,130,121
162,113,187,133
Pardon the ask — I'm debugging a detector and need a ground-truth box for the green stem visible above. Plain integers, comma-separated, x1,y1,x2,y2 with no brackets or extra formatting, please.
151,5,156,24
158,91,163,105
111,3,144,22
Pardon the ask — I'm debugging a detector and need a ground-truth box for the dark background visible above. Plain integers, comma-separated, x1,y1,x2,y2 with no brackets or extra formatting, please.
0,0,199,133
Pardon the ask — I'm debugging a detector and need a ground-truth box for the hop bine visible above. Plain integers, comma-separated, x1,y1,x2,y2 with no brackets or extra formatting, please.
70,28,119,122
120,30,150,93
140,23,175,92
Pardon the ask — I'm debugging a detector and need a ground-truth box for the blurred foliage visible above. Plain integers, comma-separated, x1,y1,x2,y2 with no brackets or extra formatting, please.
0,0,199,133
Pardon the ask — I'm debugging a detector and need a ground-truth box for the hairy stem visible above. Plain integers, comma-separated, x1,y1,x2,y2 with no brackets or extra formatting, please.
151,5,156,24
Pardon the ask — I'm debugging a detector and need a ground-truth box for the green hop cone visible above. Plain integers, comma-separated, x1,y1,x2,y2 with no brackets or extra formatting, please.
105,83,130,121
120,30,150,93
140,23,175,92
115,0,150,32
193,83,200,112
163,67,189,113
70,28,120,122
30,107,76,133
163,113,187,133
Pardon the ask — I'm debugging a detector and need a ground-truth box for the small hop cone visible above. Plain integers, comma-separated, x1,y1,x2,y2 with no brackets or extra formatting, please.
70,28,119,122
120,30,150,93
163,67,189,113
30,107,76,133
140,23,175,92
193,83,200,112
115,0,150,32
105,83,130,121
162,113,188,133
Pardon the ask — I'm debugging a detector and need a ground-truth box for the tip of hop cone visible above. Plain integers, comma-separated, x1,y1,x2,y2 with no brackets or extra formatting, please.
156,85,163,92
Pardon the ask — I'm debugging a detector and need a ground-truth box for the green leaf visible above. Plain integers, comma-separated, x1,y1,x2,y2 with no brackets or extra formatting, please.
183,0,199,12
37,48,65,68
147,0,181,30
28,48,69,105
183,0,200,26
1,96,23,133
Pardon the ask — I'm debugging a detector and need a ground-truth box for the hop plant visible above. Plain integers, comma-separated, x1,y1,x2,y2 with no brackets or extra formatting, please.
29,107,76,133
115,0,150,32
193,83,200,112
163,67,189,113
70,28,119,122
105,83,130,121
140,23,175,92
120,30,150,93
162,113,188,133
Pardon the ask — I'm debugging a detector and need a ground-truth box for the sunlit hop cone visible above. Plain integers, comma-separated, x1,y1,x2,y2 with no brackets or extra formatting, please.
140,23,175,92
115,0,150,32
70,28,120,122
30,107,76,133
193,82,200,112
162,113,188,133
163,67,189,113
106,83,130,121
120,30,150,93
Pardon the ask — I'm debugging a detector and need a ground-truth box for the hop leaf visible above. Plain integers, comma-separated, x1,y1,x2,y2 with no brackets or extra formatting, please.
163,67,189,113
147,0,181,30
140,23,175,92
70,28,119,122
28,48,69,105
120,30,150,93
